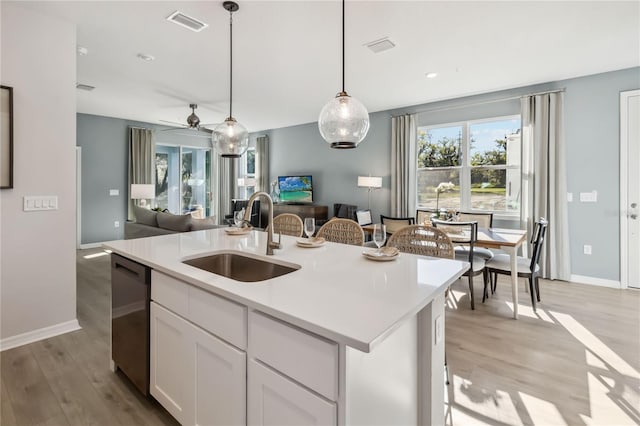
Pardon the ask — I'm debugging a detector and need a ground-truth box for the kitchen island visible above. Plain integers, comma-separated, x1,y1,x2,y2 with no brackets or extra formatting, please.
105,228,468,426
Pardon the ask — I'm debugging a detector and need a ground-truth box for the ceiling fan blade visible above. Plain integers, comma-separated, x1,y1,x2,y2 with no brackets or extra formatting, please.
159,119,188,127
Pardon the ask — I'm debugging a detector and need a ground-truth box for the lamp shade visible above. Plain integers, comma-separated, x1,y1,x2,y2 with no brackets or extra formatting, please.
319,93,370,148
237,177,256,187
131,184,155,199
213,118,249,158
357,176,382,189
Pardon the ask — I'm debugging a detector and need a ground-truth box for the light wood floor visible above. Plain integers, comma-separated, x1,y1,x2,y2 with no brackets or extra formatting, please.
1,248,638,426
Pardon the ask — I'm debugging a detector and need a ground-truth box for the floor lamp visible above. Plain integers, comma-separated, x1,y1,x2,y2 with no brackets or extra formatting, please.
357,176,382,210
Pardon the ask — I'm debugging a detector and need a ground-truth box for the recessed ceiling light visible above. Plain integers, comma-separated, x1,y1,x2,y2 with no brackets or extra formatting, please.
166,10,208,32
425,72,438,79
364,37,396,54
137,53,155,61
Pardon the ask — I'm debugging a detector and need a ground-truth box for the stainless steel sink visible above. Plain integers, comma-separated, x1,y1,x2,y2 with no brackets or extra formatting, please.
183,252,300,282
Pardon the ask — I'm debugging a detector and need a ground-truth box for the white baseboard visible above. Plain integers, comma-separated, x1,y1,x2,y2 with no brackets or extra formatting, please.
0,319,82,352
570,274,621,289
79,242,104,249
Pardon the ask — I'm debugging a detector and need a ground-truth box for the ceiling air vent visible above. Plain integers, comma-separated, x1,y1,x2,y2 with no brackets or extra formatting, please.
365,37,396,54
166,11,208,32
76,83,95,91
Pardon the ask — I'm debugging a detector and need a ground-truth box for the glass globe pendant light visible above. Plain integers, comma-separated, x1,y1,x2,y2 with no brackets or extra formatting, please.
318,0,370,149
213,1,249,158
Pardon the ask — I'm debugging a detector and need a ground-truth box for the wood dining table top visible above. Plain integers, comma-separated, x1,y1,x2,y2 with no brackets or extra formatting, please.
475,228,527,249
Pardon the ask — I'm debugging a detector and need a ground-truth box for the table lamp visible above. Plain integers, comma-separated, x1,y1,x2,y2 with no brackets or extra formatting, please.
357,176,382,210
131,184,155,208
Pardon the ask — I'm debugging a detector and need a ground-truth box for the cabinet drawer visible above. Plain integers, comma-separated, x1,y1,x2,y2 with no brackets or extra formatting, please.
189,285,247,350
151,271,188,318
249,311,338,401
152,271,247,350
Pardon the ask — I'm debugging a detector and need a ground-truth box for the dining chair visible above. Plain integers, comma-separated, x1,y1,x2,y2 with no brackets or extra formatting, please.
416,209,436,226
386,225,454,259
431,219,486,310
269,213,304,238
380,215,415,236
453,212,495,261
316,218,365,246
387,225,455,385
483,218,548,311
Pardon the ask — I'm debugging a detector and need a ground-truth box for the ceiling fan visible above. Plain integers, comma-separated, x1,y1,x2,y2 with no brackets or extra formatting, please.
160,104,217,136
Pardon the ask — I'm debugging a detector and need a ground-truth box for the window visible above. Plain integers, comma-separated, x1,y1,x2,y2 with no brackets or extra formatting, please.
237,147,256,199
155,145,212,216
416,116,521,215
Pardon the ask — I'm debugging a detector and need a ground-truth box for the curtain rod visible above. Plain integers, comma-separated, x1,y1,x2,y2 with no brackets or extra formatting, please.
391,88,565,118
128,126,152,131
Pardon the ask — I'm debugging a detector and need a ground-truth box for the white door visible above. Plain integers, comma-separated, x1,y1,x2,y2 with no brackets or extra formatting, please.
150,302,190,424
621,90,640,289
248,359,337,426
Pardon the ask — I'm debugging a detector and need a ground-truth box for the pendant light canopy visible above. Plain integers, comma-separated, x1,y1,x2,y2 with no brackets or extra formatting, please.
318,0,370,149
213,1,249,158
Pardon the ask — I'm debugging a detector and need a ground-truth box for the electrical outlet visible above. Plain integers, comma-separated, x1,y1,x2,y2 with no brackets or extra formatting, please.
583,245,592,255
434,315,443,345
114,221,120,228
109,189,119,196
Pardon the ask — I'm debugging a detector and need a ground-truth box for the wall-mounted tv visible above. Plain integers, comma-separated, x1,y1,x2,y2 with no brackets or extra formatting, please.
278,175,313,203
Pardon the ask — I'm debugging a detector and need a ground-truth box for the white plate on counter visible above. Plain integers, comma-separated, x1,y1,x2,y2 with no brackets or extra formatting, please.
224,226,253,235
362,247,400,261
296,237,326,248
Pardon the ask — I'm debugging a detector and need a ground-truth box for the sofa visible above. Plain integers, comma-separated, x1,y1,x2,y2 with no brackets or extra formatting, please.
125,206,222,239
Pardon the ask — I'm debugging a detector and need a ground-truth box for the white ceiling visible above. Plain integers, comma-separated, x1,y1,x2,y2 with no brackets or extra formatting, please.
14,1,640,132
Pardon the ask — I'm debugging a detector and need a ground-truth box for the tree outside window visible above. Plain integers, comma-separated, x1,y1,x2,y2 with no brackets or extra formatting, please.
416,116,521,214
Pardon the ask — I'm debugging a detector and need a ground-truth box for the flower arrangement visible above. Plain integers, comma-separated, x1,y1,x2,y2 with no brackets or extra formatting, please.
435,181,455,212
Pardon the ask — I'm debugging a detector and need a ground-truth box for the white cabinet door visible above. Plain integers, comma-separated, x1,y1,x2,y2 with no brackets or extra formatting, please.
190,321,246,426
150,302,190,424
151,301,247,426
248,360,336,426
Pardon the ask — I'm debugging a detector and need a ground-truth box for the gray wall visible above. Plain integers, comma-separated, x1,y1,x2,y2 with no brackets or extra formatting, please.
256,67,640,282
77,113,214,244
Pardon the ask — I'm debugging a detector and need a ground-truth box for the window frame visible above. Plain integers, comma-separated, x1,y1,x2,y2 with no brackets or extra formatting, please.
416,114,521,218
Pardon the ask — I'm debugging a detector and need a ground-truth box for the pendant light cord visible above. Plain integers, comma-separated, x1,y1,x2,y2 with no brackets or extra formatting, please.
342,0,345,94
229,10,234,119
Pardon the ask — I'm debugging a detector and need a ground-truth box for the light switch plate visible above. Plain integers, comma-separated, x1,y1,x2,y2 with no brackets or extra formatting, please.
24,196,59,211
580,191,598,202
567,192,573,202
109,189,119,196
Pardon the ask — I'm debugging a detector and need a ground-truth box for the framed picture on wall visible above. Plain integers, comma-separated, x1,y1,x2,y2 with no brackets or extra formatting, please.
1,85,13,189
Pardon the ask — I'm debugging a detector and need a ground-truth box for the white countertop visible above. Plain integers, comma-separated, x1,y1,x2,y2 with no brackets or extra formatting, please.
104,228,469,352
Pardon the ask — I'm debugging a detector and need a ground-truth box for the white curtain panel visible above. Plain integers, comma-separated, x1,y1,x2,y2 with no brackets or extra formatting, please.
128,127,155,220
255,135,269,193
391,114,417,217
521,92,571,280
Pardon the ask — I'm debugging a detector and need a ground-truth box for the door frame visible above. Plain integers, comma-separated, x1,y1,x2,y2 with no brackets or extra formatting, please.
620,89,639,289
76,146,82,249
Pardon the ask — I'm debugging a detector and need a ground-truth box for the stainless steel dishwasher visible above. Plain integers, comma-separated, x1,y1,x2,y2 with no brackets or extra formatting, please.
111,253,151,396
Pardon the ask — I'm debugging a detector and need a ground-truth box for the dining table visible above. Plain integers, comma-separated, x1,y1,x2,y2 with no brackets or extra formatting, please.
474,227,528,319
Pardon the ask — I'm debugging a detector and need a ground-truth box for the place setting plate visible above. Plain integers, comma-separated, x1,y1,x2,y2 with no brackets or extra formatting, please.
362,246,400,261
296,237,326,248
224,226,253,235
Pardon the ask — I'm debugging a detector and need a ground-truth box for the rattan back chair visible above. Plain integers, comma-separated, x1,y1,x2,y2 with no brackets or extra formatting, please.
416,209,436,226
269,213,304,237
457,212,493,228
380,215,415,235
386,225,454,259
316,218,365,246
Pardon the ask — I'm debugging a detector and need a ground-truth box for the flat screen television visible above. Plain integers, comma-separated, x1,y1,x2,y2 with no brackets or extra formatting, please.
278,175,313,203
